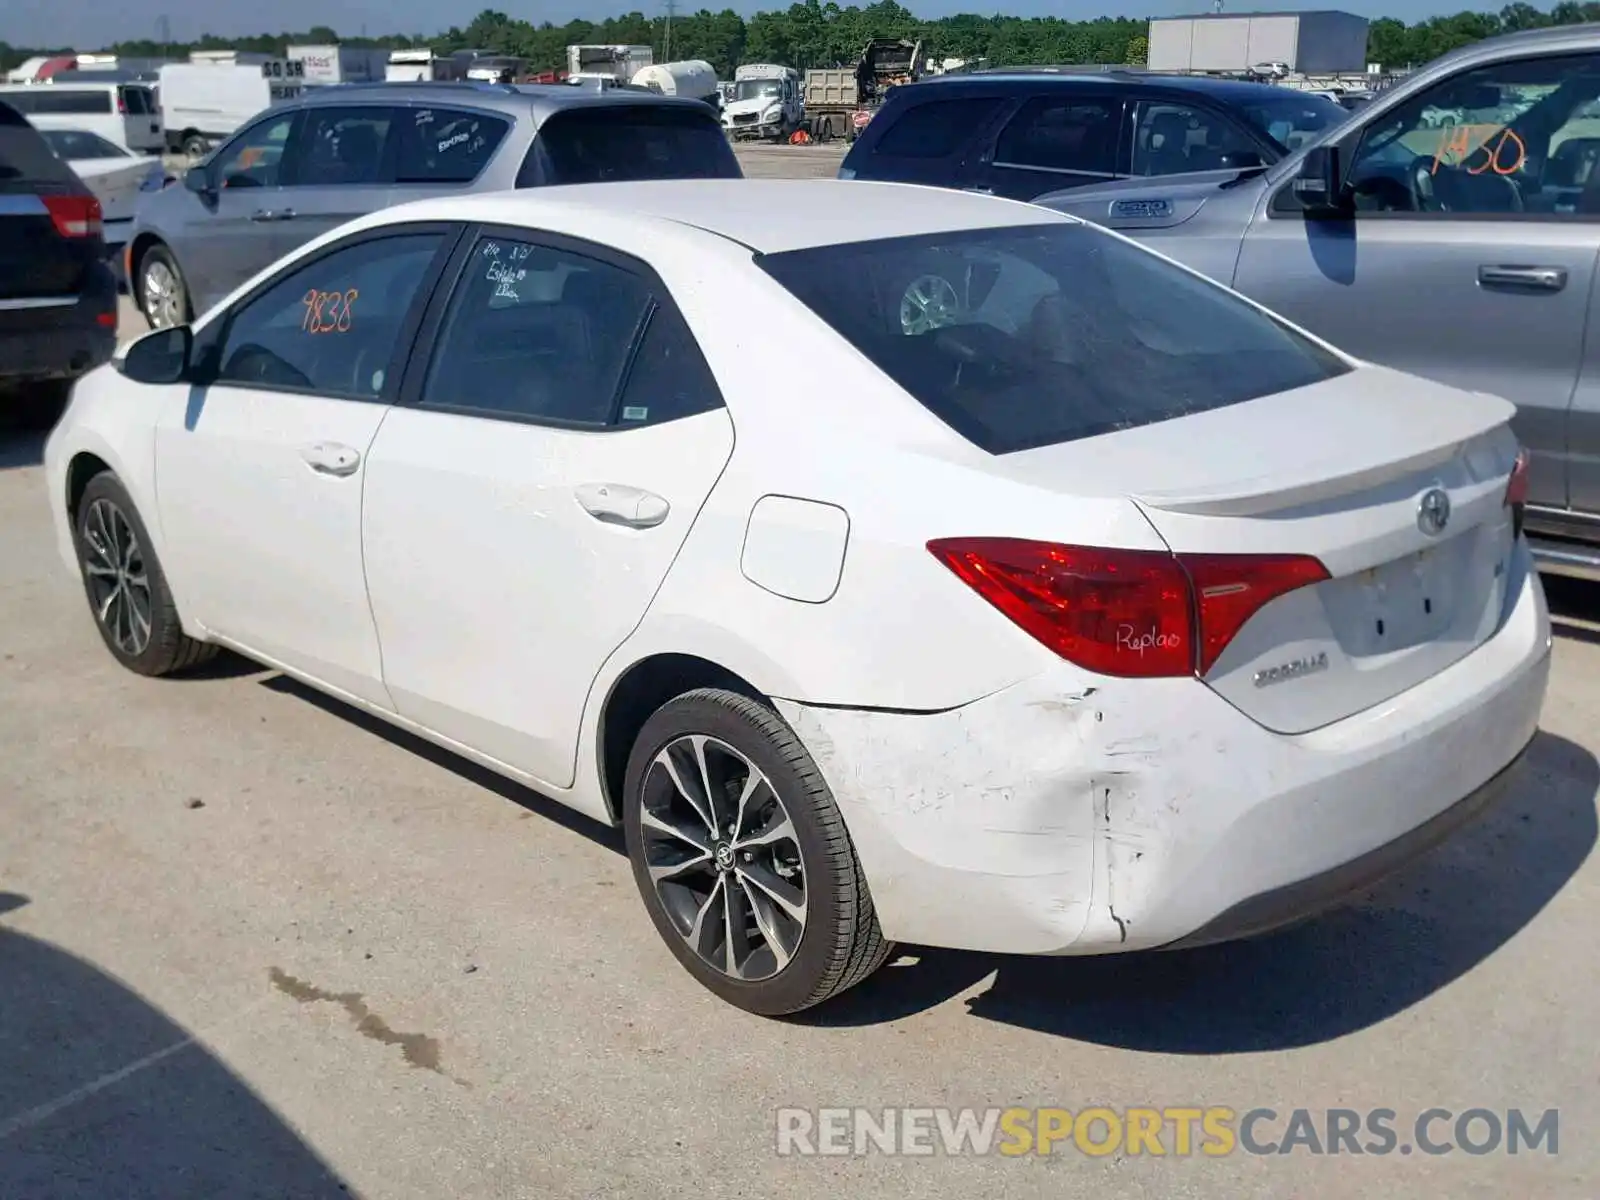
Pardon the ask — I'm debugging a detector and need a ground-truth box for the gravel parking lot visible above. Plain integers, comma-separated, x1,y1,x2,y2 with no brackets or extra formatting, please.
6,140,1598,1199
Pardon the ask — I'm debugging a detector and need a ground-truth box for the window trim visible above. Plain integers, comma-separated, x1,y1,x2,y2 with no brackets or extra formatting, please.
1266,50,1600,223
988,92,1128,180
196,221,466,405
398,222,719,432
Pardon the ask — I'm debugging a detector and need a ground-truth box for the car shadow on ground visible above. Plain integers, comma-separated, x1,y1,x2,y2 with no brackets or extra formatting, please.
0,430,45,471
1545,575,1600,646
809,731,1598,1050
0,892,352,1199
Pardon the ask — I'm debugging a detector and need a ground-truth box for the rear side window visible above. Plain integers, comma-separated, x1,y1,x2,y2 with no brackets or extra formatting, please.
993,97,1120,174
756,223,1349,455
3,88,113,115
870,97,1005,159
523,104,740,186
0,103,81,189
615,304,724,427
396,108,509,183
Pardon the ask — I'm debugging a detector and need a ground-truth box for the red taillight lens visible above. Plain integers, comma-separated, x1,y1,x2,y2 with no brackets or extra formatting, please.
1181,553,1331,675
928,538,1328,679
41,194,102,238
1505,448,1530,508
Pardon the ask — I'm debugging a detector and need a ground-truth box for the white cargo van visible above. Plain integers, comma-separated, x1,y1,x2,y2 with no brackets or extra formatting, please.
156,60,304,158
0,81,163,154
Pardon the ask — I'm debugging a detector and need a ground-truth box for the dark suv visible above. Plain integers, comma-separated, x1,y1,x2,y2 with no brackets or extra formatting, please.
127,81,742,329
0,101,117,426
838,71,1350,201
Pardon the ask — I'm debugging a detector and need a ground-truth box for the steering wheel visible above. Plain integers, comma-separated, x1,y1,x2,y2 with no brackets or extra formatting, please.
899,274,961,335
1406,155,1442,212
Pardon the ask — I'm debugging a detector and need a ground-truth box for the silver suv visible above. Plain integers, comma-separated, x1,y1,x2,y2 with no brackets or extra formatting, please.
125,81,737,329
1034,26,1600,584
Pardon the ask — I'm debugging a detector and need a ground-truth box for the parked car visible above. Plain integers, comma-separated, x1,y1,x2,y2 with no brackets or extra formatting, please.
836,70,1348,200
124,80,742,330
0,80,164,155
37,127,166,258
0,101,117,426
1034,25,1600,585
46,180,1547,1015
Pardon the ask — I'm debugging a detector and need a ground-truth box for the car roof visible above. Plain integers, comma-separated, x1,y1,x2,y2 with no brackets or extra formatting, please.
903,71,1326,106
291,80,713,119
357,178,1077,255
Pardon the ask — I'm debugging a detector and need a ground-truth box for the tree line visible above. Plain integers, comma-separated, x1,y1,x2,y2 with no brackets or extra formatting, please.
6,1,1600,80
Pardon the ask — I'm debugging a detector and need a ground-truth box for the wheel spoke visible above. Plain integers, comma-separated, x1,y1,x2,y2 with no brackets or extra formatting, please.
640,806,710,854
649,850,713,885
722,875,750,979
654,743,717,837
728,767,768,844
736,862,806,923
734,810,794,853
686,875,726,961
738,875,795,971
96,582,119,623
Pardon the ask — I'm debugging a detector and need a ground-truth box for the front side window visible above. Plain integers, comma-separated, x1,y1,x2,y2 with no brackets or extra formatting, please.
757,223,1349,455
1232,91,1346,152
213,113,296,190
1342,53,1600,215
395,108,509,183
286,107,392,186
214,233,443,397
527,105,741,185
420,236,651,424
1130,102,1262,175
993,97,1120,175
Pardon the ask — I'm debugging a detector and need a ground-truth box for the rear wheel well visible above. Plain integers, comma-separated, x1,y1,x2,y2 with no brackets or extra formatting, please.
598,653,763,823
66,452,112,522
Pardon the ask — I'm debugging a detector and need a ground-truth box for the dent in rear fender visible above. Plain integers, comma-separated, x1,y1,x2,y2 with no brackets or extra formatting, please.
773,673,1201,954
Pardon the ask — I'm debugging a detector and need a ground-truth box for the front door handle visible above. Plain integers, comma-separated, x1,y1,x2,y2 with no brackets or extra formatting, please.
300,441,361,477
574,482,670,529
1478,264,1568,292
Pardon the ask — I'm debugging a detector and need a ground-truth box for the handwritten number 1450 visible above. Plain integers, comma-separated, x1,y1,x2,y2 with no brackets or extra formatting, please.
302,288,359,334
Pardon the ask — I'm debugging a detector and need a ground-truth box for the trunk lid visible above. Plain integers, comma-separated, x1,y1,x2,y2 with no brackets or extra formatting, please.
991,364,1521,732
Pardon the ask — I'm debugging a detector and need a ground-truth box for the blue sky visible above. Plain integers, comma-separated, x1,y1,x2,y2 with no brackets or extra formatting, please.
7,0,1479,56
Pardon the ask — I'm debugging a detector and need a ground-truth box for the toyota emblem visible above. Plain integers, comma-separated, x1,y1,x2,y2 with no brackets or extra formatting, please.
1417,487,1451,536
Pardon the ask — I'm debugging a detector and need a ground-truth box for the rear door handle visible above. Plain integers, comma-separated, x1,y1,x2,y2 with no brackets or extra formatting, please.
1478,264,1568,292
574,482,670,528
300,441,361,477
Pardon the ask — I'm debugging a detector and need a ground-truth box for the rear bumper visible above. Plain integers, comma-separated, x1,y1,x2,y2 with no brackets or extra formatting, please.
0,263,119,386
778,537,1552,956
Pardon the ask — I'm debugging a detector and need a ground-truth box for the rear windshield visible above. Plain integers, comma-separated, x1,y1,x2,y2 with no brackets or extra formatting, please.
526,104,740,185
756,222,1350,455
0,103,82,190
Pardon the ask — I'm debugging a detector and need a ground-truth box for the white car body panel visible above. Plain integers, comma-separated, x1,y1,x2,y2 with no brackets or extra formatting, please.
42,179,1553,957
69,154,160,226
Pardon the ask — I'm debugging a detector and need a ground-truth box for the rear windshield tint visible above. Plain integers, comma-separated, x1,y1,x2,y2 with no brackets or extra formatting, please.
756,222,1350,455
0,104,82,190
525,104,740,185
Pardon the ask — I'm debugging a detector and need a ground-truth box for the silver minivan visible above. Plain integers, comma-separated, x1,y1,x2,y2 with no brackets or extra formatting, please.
1036,26,1600,582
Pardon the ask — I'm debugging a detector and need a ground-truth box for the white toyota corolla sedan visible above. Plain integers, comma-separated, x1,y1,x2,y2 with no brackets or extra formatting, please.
44,179,1551,1016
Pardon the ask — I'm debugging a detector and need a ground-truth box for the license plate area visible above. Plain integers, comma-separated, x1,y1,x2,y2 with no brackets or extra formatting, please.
1322,538,1469,657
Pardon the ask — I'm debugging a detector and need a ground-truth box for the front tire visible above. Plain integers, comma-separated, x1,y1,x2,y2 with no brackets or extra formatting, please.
137,243,190,330
73,471,217,676
623,687,893,1016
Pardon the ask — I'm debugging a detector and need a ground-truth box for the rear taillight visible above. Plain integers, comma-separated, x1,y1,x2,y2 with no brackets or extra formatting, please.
1505,447,1529,538
41,194,102,238
927,538,1329,680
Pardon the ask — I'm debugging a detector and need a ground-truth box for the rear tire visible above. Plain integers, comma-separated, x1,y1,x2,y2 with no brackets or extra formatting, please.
623,687,893,1016
181,132,209,160
72,471,217,677
137,244,190,330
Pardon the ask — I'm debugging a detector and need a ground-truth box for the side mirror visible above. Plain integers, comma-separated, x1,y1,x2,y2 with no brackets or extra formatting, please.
118,324,192,385
1291,144,1349,215
183,168,213,196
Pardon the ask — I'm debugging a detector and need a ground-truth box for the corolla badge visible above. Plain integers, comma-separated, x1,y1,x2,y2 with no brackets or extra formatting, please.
1253,651,1329,688
1417,487,1451,537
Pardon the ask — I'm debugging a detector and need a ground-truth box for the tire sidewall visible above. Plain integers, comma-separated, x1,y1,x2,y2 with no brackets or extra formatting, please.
622,692,852,1015
138,245,187,329
73,472,179,674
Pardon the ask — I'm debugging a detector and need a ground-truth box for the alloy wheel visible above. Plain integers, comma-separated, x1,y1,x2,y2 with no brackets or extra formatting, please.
899,274,961,335
81,498,153,657
142,260,184,329
638,734,807,982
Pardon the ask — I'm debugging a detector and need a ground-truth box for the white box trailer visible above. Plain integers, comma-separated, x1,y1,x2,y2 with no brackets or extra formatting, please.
157,60,304,157
286,44,390,86
1147,12,1369,75
385,49,469,82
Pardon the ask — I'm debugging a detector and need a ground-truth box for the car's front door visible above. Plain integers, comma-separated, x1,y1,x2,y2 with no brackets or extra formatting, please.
274,104,398,256
966,92,1126,201
154,225,454,706
1233,50,1600,511
180,111,302,311
360,228,736,789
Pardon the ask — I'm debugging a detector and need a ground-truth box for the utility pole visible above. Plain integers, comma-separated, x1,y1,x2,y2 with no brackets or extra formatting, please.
663,0,675,63
157,13,171,55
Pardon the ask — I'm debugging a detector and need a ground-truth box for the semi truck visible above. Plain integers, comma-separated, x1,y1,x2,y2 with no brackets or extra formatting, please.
722,63,803,141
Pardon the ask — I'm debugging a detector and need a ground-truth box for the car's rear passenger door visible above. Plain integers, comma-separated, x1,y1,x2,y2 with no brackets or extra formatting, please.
360,227,736,791
964,91,1128,201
